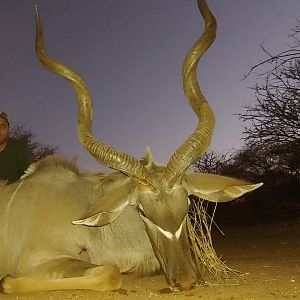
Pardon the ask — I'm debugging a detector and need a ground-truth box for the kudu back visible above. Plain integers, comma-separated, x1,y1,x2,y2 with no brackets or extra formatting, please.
0,0,262,294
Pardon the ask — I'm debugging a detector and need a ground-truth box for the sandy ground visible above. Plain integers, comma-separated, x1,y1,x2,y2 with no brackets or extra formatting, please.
0,220,299,300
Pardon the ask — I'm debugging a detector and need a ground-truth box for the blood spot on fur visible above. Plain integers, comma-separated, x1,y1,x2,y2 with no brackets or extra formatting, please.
78,246,88,255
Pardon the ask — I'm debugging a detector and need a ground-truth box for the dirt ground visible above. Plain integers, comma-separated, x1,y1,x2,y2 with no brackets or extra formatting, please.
0,220,299,300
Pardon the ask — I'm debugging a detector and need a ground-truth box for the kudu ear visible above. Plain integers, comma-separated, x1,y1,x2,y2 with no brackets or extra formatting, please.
72,179,134,227
184,172,263,203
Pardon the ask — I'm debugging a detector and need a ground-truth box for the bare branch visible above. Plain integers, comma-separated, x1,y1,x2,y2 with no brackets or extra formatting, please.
10,123,58,160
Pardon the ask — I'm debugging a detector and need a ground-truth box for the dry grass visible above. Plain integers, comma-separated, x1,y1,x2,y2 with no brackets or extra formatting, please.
187,200,239,283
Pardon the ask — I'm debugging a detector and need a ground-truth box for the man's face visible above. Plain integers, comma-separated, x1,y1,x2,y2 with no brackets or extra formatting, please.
0,117,9,146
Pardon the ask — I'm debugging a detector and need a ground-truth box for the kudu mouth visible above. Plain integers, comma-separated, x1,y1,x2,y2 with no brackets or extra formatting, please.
169,281,200,292
166,260,202,292
167,272,201,291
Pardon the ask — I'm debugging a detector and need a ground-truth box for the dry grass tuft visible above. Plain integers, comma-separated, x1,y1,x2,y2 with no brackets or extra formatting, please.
187,200,240,283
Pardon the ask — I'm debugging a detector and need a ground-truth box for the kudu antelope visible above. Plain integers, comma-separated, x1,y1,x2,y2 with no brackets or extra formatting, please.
0,0,262,294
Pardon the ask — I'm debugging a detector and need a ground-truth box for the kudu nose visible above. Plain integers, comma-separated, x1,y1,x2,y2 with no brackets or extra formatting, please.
169,277,198,292
169,282,195,292
166,262,202,292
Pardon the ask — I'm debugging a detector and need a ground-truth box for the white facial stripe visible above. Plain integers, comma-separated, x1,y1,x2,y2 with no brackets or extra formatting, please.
139,213,186,240
175,221,184,239
187,197,191,206
156,225,174,239
137,202,144,212
139,213,151,225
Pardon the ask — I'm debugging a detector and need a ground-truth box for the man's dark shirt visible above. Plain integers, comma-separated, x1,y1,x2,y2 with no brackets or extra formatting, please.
0,138,34,184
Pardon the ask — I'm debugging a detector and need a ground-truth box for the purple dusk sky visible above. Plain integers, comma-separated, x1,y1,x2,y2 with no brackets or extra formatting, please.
1,0,299,171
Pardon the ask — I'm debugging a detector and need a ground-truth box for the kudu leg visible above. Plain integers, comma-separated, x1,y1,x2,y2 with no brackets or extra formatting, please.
0,258,121,294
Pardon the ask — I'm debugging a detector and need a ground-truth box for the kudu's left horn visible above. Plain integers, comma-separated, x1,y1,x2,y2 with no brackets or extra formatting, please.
35,5,154,189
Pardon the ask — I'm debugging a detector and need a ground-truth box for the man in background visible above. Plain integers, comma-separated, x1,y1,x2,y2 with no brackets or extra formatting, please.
0,112,34,187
